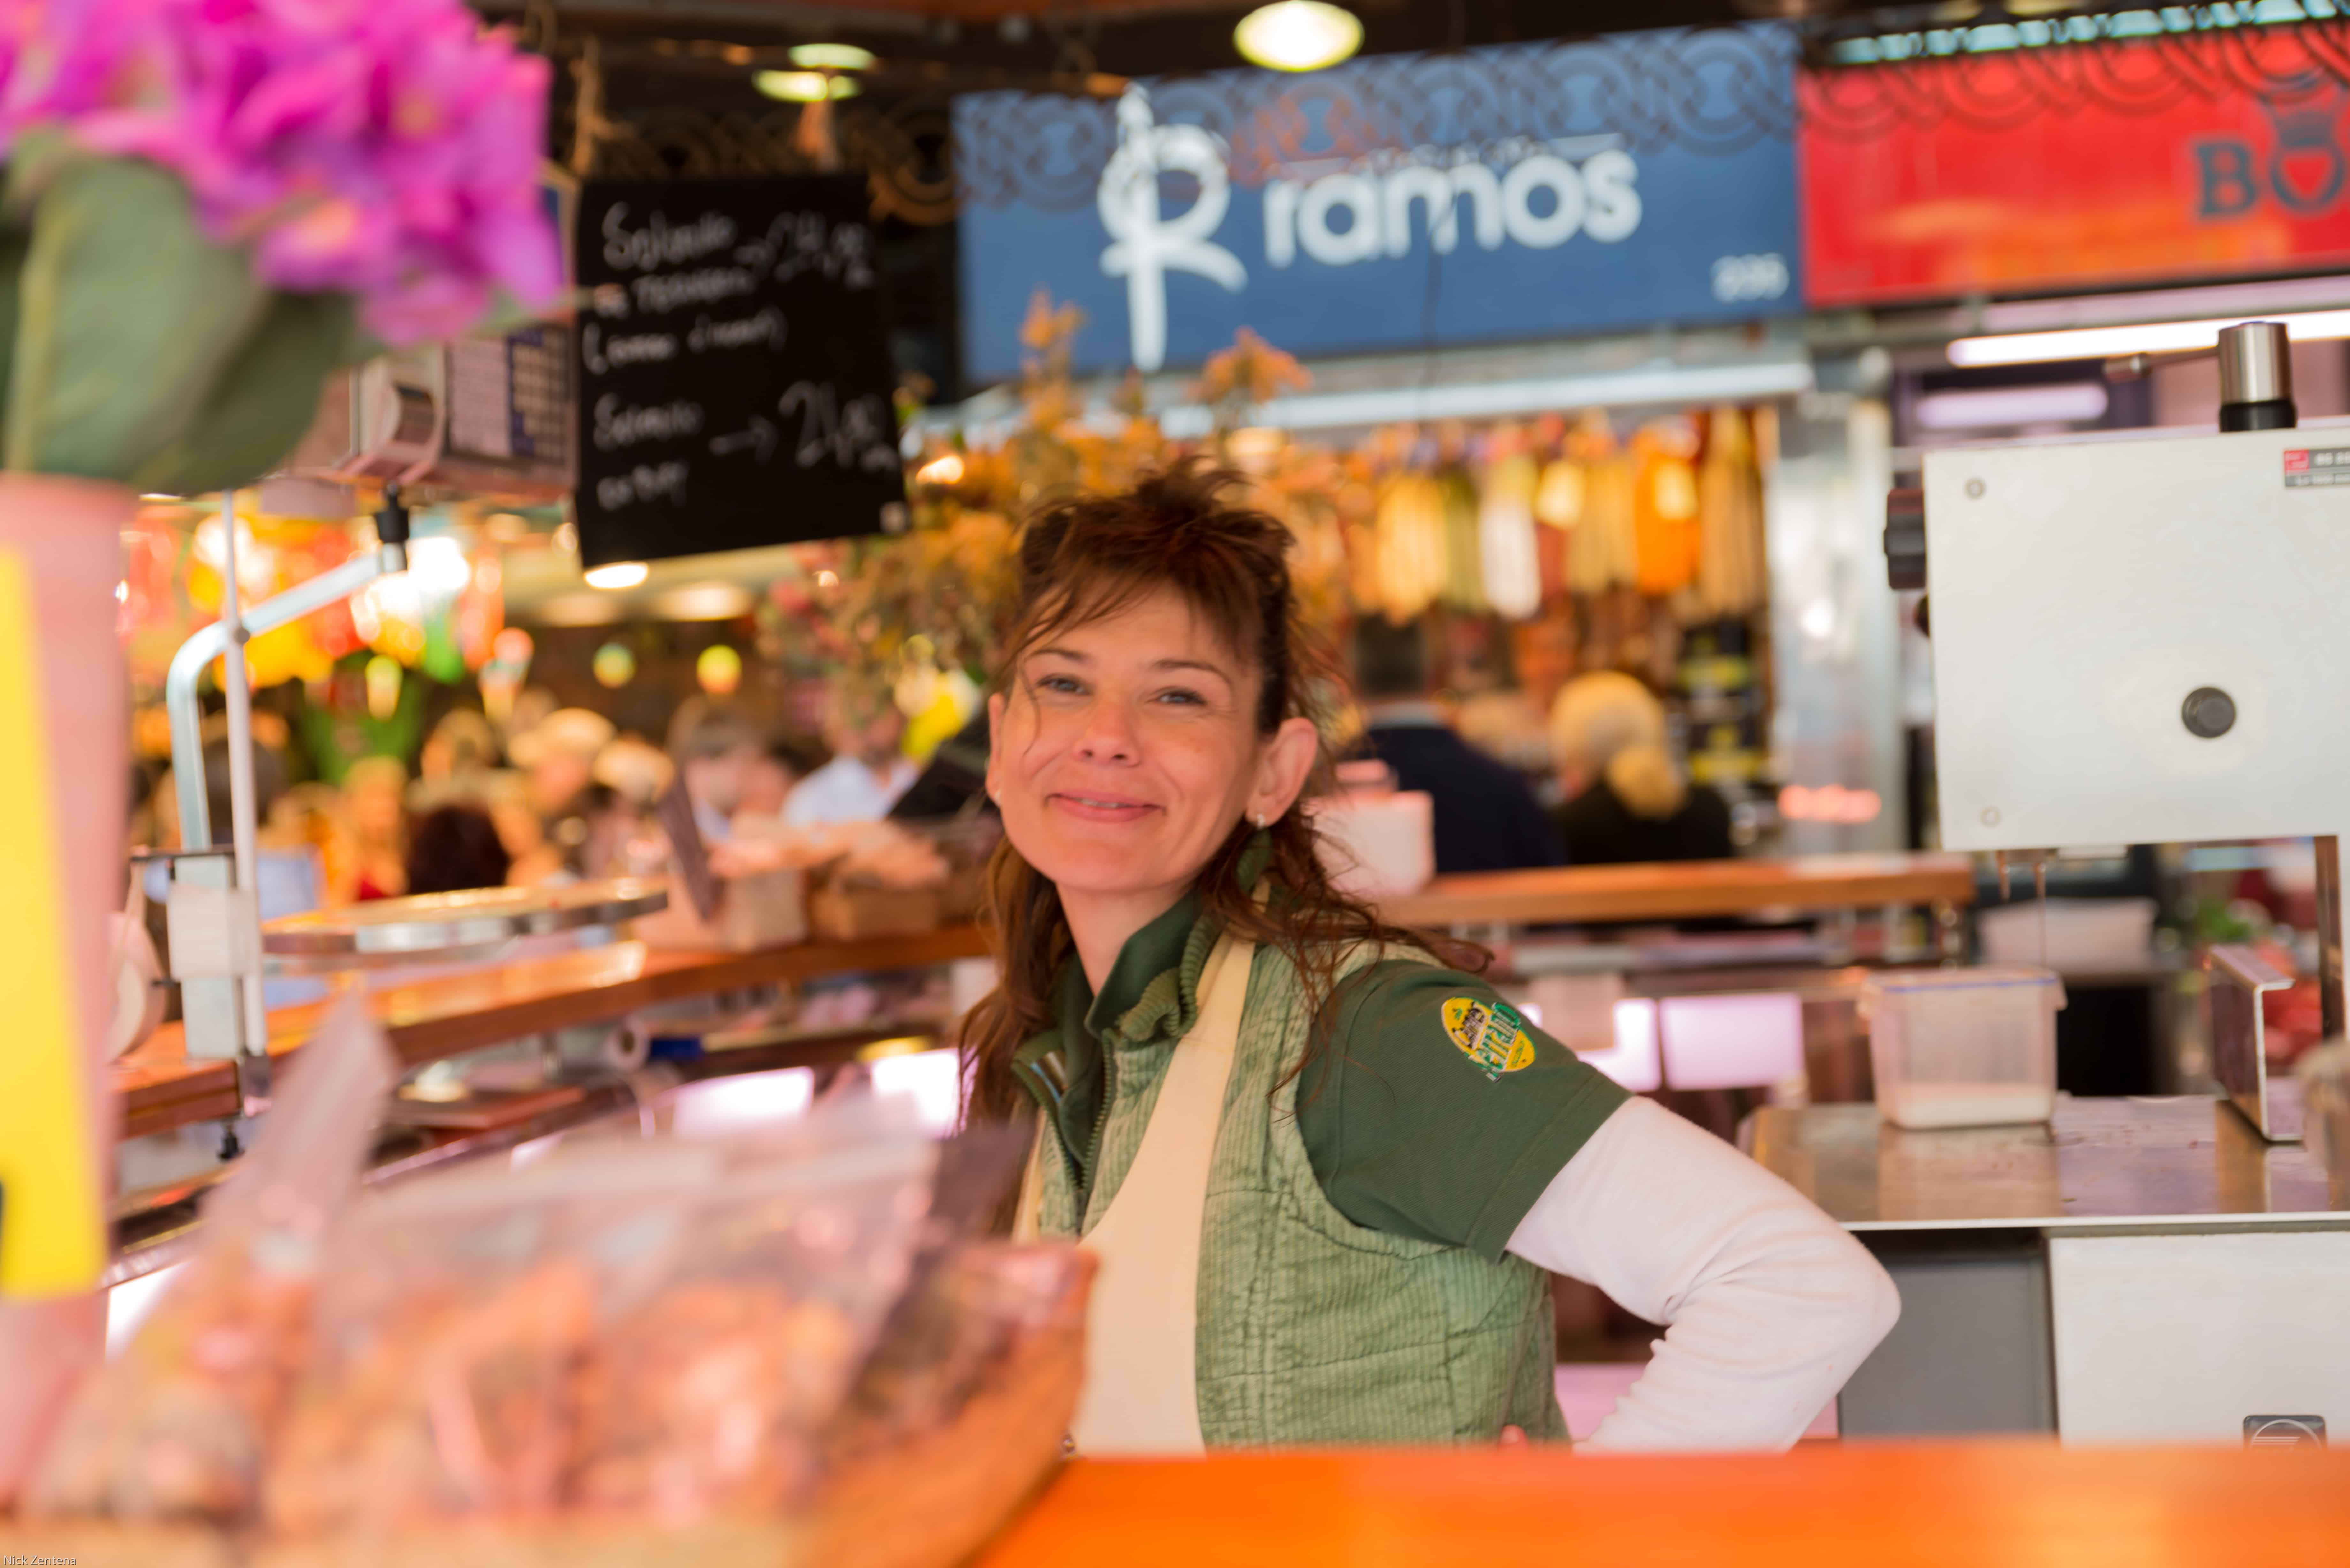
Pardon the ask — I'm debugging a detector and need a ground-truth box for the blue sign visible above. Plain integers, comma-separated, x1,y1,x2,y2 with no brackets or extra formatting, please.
955,26,1801,383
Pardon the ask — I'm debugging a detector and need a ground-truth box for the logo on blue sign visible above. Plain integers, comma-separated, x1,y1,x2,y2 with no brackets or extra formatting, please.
1099,91,1249,372
955,26,1802,382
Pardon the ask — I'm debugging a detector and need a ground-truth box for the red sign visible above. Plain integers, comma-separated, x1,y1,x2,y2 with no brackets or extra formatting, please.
1800,33,2350,305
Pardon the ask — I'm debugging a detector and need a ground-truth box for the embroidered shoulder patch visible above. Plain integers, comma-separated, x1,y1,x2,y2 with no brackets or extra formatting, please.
1442,996,1537,1080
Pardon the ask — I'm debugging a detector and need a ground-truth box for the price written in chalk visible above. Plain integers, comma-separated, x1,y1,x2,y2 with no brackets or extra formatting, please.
574,176,906,566
704,384,896,474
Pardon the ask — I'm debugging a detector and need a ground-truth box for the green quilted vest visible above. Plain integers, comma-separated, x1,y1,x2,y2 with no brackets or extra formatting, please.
1025,926,1568,1447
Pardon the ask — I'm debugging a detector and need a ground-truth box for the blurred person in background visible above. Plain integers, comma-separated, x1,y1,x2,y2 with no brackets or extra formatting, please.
412,707,500,810
785,682,916,826
509,706,615,821
269,783,347,897
1349,616,1563,874
483,771,566,886
732,734,824,834
340,754,410,901
561,781,640,880
667,698,766,844
1549,672,1733,866
404,803,512,896
591,732,673,809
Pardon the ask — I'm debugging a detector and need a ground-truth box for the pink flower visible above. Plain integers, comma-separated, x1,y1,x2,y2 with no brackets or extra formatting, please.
0,0,560,343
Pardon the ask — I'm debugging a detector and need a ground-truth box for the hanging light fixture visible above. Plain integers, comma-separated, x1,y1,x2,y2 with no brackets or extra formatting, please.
755,70,860,102
1234,2,1362,72
583,560,648,590
788,42,876,71
756,42,874,103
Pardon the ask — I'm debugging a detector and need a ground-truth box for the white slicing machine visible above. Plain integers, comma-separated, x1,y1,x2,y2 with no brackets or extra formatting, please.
1887,322,2350,1445
1893,320,2340,1141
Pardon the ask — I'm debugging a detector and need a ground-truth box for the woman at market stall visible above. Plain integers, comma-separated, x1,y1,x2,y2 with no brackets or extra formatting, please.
1548,671,1735,866
962,464,1897,1454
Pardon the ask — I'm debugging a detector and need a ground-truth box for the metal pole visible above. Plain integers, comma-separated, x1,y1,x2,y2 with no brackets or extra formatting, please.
2317,835,2344,1045
167,546,405,851
216,492,268,1056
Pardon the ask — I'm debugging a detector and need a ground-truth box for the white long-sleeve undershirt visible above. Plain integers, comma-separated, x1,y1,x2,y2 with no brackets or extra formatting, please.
1505,1096,1900,1452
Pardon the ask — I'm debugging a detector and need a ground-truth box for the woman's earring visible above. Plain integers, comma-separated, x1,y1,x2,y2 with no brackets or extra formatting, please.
1251,812,1266,829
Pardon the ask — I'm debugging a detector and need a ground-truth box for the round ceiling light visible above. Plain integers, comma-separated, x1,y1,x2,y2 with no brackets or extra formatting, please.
754,69,862,103
583,560,649,591
1234,2,1362,72
788,42,876,72
592,643,636,689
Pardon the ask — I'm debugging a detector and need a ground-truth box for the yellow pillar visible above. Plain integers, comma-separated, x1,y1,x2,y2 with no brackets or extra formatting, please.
0,543,105,1295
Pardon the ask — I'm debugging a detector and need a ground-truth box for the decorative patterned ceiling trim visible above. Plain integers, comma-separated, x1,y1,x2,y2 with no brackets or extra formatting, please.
1802,18,2350,139
578,101,958,222
956,26,1800,214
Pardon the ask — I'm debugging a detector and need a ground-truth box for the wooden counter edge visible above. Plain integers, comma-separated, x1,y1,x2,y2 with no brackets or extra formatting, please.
115,925,996,1136
1382,852,1977,929
111,853,1977,1140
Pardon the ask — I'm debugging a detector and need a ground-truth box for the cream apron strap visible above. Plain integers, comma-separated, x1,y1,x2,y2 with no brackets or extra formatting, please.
1012,1111,1046,1244
1069,932,1255,1456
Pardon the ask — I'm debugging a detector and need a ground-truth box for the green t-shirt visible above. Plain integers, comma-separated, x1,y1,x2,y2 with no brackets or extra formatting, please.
1031,899,1628,1264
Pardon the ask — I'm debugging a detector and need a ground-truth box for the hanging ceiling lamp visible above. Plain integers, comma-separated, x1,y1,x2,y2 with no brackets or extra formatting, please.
789,42,876,71
755,69,861,102
1234,2,1362,72
583,561,648,590
756,45,874,104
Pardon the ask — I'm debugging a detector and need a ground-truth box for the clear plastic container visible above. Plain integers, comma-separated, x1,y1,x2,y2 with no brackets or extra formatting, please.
1860,966,2066,1129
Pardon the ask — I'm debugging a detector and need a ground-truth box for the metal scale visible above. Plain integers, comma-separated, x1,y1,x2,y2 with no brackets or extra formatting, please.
153,485,662,1113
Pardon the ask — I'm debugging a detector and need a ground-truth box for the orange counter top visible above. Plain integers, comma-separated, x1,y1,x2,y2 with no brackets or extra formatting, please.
980,1441,2349,1566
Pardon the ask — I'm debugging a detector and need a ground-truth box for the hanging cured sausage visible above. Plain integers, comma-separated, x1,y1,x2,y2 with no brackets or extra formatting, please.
1372,471,1447,623
1565,413,1637,596
1477,452,1542,620
1631,419,1702,598
1694,405,1768,618
1436,467,1484,613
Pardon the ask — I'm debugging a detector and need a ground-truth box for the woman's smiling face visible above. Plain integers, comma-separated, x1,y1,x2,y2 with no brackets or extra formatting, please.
988,587,1317,912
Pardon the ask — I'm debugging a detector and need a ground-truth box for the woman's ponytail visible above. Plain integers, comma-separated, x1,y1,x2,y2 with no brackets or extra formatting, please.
1604,743,1688,821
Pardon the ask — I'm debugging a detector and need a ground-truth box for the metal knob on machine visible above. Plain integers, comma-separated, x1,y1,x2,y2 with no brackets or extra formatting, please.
1884,485,1927,592
2107,320,2298,433
2181,687,2237,740
2217,321,2296,432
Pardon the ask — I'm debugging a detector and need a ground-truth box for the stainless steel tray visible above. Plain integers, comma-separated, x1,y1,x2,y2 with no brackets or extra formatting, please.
261,878,668,967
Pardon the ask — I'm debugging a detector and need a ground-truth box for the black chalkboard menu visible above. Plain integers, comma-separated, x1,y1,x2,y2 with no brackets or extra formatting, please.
572,176,907,569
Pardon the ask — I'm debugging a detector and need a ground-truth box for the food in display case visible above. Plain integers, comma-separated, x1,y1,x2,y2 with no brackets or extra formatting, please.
26,999,395,1527
19,1090,1091,1568
267,1257,597,1535
265,1106,937,1538
26,1247,316,1524
567,1278,858,1518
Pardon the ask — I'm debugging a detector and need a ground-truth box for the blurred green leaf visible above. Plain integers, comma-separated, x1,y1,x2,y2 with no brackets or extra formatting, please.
0,224,24,449
7,145,265,480
420,616,465,684
131,290,357,496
